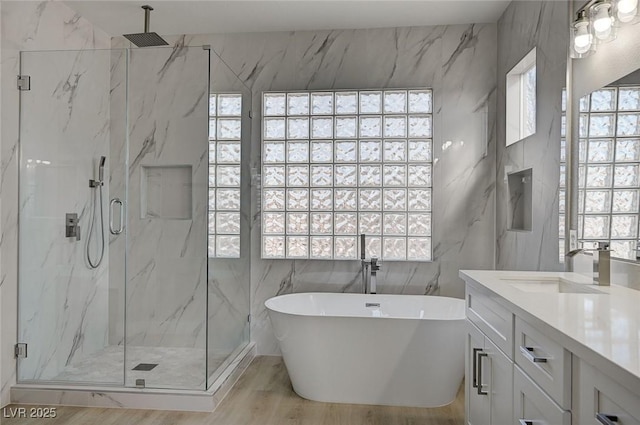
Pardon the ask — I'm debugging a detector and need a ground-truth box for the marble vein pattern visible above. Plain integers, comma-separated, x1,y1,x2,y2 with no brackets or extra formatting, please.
124,44,209,367
18,49,111,382
1,0,111,406
495,0,568,271
155,23,498,355
52,345,229,390
206,50,253,384
106,44,252,389
9,344,256,412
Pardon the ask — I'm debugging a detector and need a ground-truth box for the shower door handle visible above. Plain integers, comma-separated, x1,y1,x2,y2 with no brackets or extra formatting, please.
109,198,124,235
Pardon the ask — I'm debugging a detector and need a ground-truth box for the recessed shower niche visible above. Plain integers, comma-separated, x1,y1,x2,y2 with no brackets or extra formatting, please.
507,168,533,232
141,165,193,219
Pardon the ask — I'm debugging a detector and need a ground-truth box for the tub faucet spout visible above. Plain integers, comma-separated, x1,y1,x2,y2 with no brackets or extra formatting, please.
369,257,380,294
360,234,381,294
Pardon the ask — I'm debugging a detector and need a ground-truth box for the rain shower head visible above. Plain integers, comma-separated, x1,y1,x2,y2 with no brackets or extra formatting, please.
123,5,168,47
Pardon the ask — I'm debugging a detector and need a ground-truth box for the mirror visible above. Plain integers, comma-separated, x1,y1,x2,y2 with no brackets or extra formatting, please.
566,4,640,263
575,70,640,260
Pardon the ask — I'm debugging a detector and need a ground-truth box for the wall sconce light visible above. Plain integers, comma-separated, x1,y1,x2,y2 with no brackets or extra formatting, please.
571,0,639,59
571,10,596,58
591,0,617,42
616,0,639,22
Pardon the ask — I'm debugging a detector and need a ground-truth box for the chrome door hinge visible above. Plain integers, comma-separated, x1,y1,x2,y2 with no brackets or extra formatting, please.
17,75,30,91
15,343,27,359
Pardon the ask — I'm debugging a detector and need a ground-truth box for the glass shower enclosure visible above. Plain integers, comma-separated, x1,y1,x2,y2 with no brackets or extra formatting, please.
17,45,250,391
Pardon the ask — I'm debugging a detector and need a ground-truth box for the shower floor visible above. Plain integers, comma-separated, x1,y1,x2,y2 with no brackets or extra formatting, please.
52,345,232,390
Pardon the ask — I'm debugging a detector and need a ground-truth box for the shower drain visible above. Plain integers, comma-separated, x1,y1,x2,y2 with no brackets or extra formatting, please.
132,363,158,371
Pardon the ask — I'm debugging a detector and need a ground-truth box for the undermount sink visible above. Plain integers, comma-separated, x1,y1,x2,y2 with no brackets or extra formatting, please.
501,277,605,294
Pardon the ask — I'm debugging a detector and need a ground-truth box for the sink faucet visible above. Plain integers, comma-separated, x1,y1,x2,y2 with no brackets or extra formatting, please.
566,242,611,286
593,242,611,286
360,234,381,294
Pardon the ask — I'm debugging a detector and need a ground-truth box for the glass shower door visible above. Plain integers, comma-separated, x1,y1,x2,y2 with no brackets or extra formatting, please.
17,49,127,385
124,46,210,390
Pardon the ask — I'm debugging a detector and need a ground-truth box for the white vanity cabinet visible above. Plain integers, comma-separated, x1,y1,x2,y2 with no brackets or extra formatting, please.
466,320,513,425
573,358,640,425
514,316,571,409
465,284,514,425
463,270,640,425
514,366,571,425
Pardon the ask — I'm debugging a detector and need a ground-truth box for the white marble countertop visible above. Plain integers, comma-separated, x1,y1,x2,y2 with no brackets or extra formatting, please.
460,270,640,391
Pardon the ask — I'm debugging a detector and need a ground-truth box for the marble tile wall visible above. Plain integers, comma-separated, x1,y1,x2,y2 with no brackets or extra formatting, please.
18,49,112,381
495,1,569,272
107,48,127,347
156,24,498,355
105,42,252,384
203,52,252,380
124,45,209,367
0,1,111,405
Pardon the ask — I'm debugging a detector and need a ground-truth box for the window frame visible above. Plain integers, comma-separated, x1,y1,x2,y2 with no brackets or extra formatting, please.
506,47,537,146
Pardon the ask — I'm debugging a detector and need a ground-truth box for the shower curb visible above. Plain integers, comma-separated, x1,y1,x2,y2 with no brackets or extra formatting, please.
9,342,256,412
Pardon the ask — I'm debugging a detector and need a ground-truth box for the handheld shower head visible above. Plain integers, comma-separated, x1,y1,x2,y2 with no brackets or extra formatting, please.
99,156,106,183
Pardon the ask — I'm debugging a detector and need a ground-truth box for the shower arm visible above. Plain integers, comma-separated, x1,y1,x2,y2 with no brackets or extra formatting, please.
143,5,152,33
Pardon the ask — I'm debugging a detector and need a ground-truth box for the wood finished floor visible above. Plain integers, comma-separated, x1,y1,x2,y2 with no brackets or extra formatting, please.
2,356,464,425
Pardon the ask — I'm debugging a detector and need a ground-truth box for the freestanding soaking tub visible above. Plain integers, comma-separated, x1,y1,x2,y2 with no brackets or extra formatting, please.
265,292,466,407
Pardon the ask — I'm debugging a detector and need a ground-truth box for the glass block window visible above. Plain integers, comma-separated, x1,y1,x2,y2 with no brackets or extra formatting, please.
577,86,640,260
208,93,242,258
261,89,433,261
560,89,566,263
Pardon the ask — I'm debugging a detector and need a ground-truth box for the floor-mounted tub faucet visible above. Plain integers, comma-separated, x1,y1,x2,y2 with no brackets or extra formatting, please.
368,257,380,294
360,234,381,294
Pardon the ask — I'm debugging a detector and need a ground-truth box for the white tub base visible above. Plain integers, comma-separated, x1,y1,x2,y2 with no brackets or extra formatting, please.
266,293,465,408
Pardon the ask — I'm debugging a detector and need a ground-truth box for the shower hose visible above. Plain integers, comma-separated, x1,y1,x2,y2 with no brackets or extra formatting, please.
86,182,105,269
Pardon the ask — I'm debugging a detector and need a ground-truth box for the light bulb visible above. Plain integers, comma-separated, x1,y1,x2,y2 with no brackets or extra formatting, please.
617,0,638,22
593,4,613,33
574,22,592,52
618,0,638,14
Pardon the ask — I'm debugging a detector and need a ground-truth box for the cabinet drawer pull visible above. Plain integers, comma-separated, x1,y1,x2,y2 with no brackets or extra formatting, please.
477,352,488,395
596,413,619,425
518,420,534,425
520,345,549,363
472,348,481,388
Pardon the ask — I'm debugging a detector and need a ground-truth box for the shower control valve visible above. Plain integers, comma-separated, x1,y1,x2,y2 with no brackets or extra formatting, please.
65,213,81,241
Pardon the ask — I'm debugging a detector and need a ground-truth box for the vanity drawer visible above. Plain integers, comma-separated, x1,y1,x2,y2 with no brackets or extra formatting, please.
514,316,571,409
575,358,640,425
514,366,571,425
466,285,513,358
